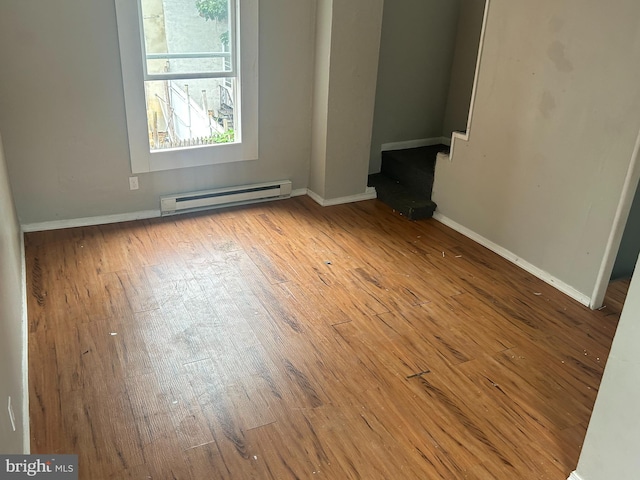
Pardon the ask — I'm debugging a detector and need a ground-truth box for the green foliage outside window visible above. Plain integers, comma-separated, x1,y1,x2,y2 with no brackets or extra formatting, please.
211,129,234,143
195,0,230,48
195,0,228,22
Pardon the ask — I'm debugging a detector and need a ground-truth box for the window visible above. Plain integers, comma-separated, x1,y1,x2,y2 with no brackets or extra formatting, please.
115,0,258,173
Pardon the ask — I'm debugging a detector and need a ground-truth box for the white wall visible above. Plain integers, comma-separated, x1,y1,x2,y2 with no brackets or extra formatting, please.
369,0,461,174
308,0,333,198
573,255,640,480
0,133,28,453
434,0,640,299
0,0,317,224
320,0,384,199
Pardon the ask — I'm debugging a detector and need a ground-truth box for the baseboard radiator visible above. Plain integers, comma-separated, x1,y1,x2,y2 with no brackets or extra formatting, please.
160,180,293,216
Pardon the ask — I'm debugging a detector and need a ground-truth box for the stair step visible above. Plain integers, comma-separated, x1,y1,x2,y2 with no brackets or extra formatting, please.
368,173,437,220
381,145,445,197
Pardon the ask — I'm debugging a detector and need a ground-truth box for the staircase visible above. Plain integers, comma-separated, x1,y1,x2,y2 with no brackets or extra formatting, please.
368,144,448,220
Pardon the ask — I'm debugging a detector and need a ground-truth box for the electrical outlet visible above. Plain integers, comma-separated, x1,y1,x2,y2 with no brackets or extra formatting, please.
129,176,139,190
8,396,16,432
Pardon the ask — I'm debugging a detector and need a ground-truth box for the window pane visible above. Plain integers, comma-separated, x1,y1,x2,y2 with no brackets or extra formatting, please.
145,78,236,150
140,0,233,76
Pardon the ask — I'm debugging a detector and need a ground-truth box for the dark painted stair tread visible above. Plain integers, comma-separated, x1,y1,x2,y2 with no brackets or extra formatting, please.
368,173,437,220
382,145,446,168
381,145,446,197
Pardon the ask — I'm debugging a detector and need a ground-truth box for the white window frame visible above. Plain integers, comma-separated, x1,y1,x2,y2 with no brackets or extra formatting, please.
115,0,258,174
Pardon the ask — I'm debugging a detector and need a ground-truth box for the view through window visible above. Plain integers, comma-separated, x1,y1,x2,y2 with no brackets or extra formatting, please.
140,0,237,150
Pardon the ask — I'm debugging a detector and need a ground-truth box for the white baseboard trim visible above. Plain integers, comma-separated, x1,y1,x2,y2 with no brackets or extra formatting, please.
568,472,584,480
21,189,378,232
381,137,450,152
432,212,592,307
22,190,313,232
21,210,161,232
449,130,469,161
307,187,377,207
20,232,30,454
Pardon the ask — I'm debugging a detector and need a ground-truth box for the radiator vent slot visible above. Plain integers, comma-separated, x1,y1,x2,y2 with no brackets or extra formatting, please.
160,180,292,216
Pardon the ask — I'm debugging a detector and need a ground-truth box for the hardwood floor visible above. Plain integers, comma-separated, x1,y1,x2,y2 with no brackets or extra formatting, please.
26,196,625,479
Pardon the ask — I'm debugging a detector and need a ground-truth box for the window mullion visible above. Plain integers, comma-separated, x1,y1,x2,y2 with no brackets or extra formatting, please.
230,0,238,74
143,71,236,82
136,0,150,79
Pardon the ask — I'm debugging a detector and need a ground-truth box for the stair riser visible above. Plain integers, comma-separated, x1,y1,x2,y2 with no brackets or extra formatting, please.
367,173,437,220
371,145,445,219
381,158,434,197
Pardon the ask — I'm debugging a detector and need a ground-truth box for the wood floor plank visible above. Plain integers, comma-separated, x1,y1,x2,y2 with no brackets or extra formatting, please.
26,196,626,479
